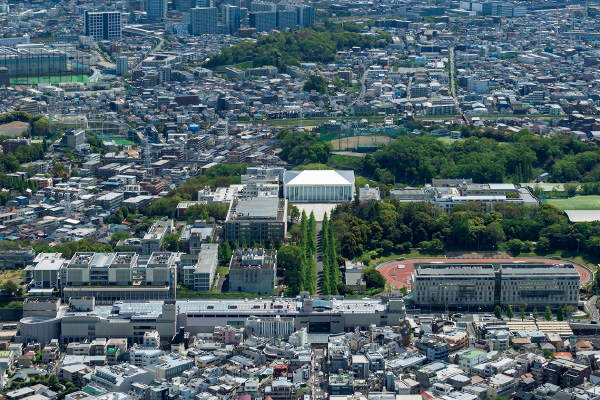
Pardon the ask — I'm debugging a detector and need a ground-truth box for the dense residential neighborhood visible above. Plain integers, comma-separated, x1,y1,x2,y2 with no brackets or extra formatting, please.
0,0,600,400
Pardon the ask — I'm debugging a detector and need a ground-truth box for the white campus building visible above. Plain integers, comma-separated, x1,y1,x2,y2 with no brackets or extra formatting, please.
411,263,580,309
283,170,355,203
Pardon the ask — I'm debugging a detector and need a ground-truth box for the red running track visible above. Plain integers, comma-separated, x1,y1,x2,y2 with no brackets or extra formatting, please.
378,257,592,290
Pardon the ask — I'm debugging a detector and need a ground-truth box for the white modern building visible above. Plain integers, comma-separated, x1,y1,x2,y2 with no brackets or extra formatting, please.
129,348,163,367
61,252,177,303
29,295,404,343
499,264,579,308
116,56,128,75
283,170,355,203
390,180,538,214
31,252,66,290
411,263,497,308
88,364,154,392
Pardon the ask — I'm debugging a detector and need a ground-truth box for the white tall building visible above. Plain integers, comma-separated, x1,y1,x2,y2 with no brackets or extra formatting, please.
84,11,122,41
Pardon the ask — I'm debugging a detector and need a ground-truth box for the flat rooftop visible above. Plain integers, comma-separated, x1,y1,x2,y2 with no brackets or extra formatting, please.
416,264,495,276
228,197,285,221
500,263,579,276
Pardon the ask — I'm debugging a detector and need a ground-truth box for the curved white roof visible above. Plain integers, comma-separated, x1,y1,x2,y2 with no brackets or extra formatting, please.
284,170,355,186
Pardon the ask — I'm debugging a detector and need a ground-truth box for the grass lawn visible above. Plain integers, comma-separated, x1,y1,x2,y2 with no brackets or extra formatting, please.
370,250,444,267
0,270,24,284
518,250,599,273
112,139,135,146
547,195,600,210
326,154,364,170
437,137,463,146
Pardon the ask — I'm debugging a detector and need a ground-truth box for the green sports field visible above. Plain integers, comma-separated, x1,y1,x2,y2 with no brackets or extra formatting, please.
10,74,89,85
547,195,600,210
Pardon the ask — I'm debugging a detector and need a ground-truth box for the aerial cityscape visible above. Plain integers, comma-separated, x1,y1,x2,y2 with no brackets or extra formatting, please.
0,0,599,400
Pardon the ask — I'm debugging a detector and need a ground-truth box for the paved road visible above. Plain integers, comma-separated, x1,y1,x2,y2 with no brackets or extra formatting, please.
315,222,323,295
132,37,164,70
585,295,599,320
449,46,457,101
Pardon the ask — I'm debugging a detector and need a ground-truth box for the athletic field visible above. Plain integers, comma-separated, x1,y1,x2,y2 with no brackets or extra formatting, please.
547,195,600,210
10,74,89,85
378,257,592,290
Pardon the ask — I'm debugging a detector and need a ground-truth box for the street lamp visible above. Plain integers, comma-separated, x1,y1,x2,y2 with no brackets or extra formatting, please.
577,238,581,253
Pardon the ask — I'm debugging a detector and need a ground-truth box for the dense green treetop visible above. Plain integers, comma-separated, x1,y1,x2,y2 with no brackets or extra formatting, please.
204,22,391,70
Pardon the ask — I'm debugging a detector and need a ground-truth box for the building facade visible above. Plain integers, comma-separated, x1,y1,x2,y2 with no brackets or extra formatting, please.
411,262,581,309
284,170,355,203
84,11,122,41
146,0,167,20
61,252,177,304
190,7,217,35
180,243,218,292
225,197,287,244
222,5,240,34
499,264,579,308
228,248,276,295
411,263,496,308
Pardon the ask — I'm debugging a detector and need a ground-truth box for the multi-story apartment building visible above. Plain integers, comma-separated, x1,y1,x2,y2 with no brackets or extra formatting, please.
416,335,450,362
249,11,277,32
146,0,167,20
543,358,591,388
222,4,240,34
190,7,217,35
84,11,122,41
95,192,125,210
